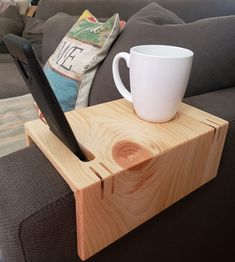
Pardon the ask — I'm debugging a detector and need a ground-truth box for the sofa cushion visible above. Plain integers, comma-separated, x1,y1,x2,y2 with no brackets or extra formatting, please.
42,13,79,63
0,145,74,262
22,16,45,62
35,0,235,23
44,10,121,111
89,12,235,105
184,87,235,122
127,1,184,24
0,5,24,53
0,63,29,99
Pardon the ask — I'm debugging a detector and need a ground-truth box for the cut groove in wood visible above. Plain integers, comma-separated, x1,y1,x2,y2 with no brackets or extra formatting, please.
217,127,222,142
99,162,114,175
206,118,222,127
204,119,224,143
99,162,115,194
89,167,104,199
201,121,217,143
203,119,224,143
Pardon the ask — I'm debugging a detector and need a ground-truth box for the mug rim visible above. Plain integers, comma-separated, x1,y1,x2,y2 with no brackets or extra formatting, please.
130,45,194,59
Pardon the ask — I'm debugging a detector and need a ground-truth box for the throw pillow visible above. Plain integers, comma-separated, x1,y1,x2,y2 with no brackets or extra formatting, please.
89,4,235,105
14,0,30,15
0,1,12,12
42,13,125,64
0,0,29,15
22,16,45,62
0,5,24,53
44,10,121,111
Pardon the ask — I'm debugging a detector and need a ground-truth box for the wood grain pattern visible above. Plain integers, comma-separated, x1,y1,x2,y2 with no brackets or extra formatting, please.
24,99,228,260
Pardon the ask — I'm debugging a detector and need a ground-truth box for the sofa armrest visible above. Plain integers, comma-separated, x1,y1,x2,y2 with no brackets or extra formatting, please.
0,145,76,262
42,13,78,63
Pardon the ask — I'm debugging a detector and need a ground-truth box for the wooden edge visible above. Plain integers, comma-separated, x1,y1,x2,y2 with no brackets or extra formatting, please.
25,130,35,146
24,120,101,192
201,122,228,183
26,6,38,17
180,103,229,126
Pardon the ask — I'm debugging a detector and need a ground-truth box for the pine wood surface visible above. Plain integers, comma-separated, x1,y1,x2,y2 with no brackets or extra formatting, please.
25,6,37,17
25,99,228,260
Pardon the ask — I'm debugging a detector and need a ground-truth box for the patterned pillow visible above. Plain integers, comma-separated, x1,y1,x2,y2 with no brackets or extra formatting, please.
43,10,121,111
0,0,30,15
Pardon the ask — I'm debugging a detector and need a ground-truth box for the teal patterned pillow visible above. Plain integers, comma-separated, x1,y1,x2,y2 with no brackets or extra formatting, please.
44,10,121,111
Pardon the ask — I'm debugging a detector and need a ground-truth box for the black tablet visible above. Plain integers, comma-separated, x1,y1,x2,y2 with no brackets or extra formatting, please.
3,33,87,161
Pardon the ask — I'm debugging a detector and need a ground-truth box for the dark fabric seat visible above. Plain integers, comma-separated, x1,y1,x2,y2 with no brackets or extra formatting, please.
0,145,75,262
0,63,29,99
184,86,235,121
1,87,235,262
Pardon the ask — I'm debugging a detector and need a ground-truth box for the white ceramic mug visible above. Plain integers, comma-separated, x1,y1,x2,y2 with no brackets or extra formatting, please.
112,45,193,122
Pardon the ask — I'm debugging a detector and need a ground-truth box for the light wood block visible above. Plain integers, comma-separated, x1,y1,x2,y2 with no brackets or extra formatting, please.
24,99,228,260
25,6,37,17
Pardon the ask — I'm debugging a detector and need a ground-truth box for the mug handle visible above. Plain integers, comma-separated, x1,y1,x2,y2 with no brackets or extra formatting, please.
112,52,132,103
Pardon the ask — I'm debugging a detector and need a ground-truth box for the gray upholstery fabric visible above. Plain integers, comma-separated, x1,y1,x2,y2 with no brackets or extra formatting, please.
20,193,77,262
0,63,29,99
184,87,235,122
22,16,45,62
36,0,151,21
0,5,23,28
128,2,184,24
42,13,78,63
89,14,235,105
35,0,235,23
0,145,74,262
0,5,24,53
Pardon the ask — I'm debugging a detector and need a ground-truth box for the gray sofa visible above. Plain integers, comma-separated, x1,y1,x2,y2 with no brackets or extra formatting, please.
1,0,235,261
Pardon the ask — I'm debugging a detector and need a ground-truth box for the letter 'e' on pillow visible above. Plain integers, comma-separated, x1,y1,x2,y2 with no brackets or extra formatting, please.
43,10,121,111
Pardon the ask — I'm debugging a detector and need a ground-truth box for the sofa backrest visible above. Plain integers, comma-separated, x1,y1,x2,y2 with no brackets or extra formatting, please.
35,0,235,22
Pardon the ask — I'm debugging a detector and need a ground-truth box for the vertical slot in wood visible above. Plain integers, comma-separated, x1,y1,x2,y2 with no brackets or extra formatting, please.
89,167,104,199
99,162,115,194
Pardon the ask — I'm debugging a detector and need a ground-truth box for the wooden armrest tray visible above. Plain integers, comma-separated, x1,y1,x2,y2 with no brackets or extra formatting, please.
25,99,228,260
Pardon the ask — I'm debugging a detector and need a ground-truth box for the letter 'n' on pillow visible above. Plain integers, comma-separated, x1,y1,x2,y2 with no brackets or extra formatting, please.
44,10,122,112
